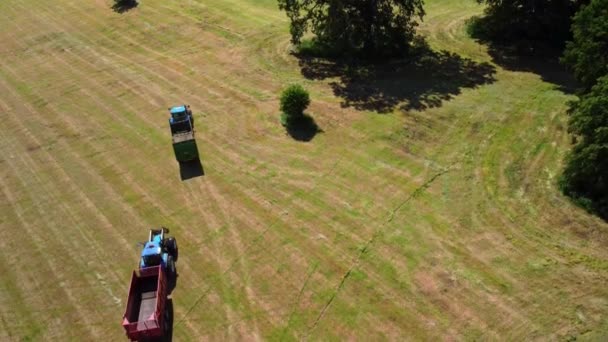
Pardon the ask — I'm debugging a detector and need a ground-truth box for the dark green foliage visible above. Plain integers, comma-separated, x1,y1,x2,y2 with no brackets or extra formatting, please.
280,84,310,122
278,0,425,58
560,76,608,218
472,0,588,48
296,38,342,59
560,0,608,219
562,0,608,89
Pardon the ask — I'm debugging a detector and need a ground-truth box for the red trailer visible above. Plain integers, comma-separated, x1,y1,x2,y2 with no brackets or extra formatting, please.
122,266,171,341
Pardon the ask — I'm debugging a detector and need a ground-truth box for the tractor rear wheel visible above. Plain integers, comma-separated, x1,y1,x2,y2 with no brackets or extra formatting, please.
167,255,176,275
166,237,178,262
166,255,177,293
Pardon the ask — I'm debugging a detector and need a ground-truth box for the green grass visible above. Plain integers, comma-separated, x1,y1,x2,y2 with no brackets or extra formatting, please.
0,0,607,340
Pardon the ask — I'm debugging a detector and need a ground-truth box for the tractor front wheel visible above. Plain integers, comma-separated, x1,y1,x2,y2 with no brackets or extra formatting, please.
166,237,178,262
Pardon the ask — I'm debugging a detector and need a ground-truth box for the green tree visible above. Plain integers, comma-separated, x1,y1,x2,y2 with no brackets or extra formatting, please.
473,0,587,47
278,0,425,57
280,84,310,125
562,0,608,89
560,76,608,218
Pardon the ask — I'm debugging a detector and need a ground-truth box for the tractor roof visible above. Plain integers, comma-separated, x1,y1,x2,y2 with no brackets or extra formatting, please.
170,106,186,114
141,242,162,257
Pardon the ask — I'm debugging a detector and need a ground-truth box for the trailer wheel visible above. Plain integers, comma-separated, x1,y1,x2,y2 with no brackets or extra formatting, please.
166,238,178,262
163,301,173,335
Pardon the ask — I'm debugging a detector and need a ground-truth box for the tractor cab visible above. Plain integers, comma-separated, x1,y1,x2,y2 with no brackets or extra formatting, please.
140,241,167,268
169,105,194,134
139,227,178,272
140,228,168,269
169,106,189,123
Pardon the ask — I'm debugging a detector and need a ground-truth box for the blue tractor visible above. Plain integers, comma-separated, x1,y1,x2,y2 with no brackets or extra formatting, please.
168,105,194,135
140,228,178,291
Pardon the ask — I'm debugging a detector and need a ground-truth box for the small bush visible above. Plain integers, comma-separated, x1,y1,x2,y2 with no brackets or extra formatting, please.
280,84,310,125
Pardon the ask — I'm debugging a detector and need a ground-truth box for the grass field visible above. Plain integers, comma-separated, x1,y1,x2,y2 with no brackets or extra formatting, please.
1,0,608,340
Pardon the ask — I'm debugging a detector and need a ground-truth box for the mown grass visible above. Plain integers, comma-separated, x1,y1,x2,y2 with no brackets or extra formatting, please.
0,0,607,340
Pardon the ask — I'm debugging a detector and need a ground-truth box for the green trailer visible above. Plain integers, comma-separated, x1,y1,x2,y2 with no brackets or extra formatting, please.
172,131,199,162
168,105,199,163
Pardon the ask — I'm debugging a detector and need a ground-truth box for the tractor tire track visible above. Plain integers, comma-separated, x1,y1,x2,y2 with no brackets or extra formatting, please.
307,162,456,335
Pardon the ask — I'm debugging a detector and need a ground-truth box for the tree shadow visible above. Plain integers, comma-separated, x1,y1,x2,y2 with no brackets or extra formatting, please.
486,45,578,94
284,114,323,142
467,17,579,94
296,43,496,113
112,0,138,14
179,159,204,180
